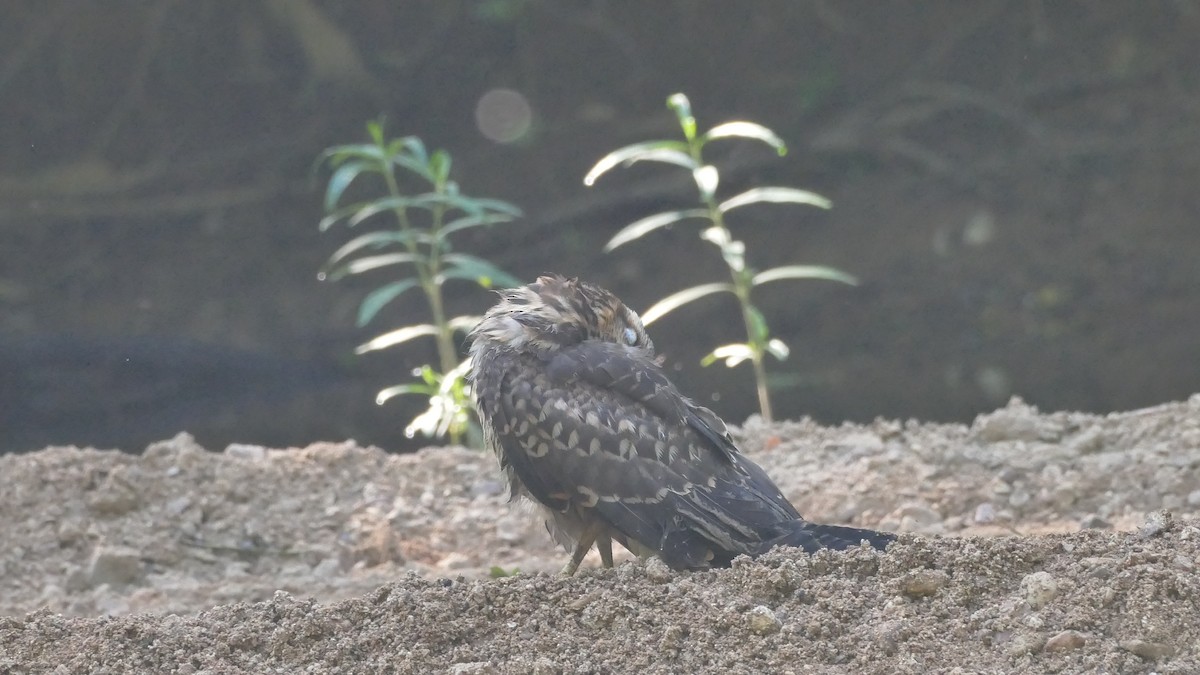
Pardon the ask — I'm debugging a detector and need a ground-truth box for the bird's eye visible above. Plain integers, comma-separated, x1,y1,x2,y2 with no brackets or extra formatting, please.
622,327,638,346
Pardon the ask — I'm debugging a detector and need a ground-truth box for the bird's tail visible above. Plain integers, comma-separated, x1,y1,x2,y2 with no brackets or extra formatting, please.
760,520,896,555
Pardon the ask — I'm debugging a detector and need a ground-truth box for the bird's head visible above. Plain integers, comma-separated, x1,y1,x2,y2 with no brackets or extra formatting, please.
469,275,655,357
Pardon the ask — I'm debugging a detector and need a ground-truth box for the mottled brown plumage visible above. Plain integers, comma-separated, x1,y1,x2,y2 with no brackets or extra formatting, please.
468,275,893,573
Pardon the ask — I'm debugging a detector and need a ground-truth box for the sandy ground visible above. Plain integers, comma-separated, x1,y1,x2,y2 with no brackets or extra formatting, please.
2,395,1199,673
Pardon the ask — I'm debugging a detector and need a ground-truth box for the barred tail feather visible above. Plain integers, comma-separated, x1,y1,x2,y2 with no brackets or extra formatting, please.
761,521,896,555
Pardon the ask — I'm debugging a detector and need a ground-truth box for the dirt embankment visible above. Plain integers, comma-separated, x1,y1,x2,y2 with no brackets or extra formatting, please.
2,396,1199,673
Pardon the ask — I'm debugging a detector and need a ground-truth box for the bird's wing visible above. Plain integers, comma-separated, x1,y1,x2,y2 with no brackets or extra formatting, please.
481,340,801,569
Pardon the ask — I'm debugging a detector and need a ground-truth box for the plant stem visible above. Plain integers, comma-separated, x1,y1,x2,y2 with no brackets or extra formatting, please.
700,184,774,423
748,331,773,423
425,179,458,378
381,154,461,442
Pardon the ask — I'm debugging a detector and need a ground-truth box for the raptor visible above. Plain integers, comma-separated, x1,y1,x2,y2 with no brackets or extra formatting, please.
468,275,894,574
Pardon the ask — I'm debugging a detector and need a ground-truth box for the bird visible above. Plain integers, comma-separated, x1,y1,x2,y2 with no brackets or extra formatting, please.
467,274,894,574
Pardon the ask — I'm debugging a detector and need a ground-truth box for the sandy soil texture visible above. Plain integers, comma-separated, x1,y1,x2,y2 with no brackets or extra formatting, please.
2,396,1199,673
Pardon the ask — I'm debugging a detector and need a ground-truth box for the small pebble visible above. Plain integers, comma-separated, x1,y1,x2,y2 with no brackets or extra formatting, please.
86,546,144,588
1119,639,1174,661
1044,630,1086,652
1137,510,1172,539
971,400,1041,442
746,605,782,636
974,502,996,524
437,552,472,570
643,557,674,584
224,444,266,461
1066,427,1106,454
1006,632,1047,656
1020,571,1059,610
901,569,949,598
835,432,884,456
898,503,942,528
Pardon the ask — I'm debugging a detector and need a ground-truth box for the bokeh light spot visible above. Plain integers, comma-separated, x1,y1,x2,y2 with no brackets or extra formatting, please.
475,88,533,143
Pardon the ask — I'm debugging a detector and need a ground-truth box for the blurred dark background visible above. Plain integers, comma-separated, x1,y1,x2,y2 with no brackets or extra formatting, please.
1,1,1197,454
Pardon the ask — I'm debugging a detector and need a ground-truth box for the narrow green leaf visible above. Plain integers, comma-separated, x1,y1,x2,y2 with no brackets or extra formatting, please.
430,150,452,185
398,136,429,165
322,230,425,271
703,122,788,156
414,364,439,385
746,305,770,343
634,149,700,171
700,225,732,247
766,338,791,360
318,201,369,232
434,193,493,217
470,198,523,217
583,141,691,186
718,187,831,213
640,282,734,325
347,196,412,227
324,160,374,211
604,209,709,252
717,238,746,273
375,383,437,404
316,143,387,166
448,315,484,333
752,265,859,286
367,120,386,146
392,153,435,182
324,252,420,281
441,254,522,288
701,343,753,368
439,213,517,239
405,401,447,438
693,166,719,201
347,195,448,227
356,279,420,327
666,93,696,141
355,324,439,354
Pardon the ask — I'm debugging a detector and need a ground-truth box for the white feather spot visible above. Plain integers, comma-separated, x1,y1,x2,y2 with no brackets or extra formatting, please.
576,486,599,507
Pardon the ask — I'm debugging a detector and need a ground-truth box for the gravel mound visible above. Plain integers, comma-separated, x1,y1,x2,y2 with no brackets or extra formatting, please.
2,395,1198,673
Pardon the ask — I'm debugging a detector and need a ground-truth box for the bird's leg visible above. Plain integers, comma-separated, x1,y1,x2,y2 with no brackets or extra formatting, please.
597,535,614,568
561,521,604,576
